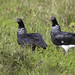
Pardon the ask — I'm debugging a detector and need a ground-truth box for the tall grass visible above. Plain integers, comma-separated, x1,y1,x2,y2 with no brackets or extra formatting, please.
0,0,75,75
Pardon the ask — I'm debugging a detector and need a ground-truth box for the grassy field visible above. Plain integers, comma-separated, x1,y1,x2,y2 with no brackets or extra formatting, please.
0,0,75,75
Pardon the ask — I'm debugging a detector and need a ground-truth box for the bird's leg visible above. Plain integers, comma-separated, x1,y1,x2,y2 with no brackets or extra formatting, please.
63,49,68,55
63,50,65,55
66,52,68,56
66,51,68,56
32,45,36,51
65,49,68,55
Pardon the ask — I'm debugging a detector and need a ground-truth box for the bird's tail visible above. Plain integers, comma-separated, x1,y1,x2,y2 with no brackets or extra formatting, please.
40,40,47,49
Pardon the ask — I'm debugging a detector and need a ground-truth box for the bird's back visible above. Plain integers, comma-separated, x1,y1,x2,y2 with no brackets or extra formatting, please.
58,32,75,45
51,27,75,45
18,32,47,48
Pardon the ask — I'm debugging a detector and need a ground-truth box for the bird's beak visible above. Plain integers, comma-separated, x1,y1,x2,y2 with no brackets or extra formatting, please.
16,20,19,22
16,19,21,23
49,18,51,21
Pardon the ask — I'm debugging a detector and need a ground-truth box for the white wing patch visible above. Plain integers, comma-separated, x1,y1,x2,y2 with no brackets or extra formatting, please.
61,41,64,43
60,45,75,52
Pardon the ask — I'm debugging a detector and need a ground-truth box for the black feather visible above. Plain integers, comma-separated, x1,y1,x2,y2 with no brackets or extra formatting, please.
50,16,75,45
16,18,47,51
50,16,75,54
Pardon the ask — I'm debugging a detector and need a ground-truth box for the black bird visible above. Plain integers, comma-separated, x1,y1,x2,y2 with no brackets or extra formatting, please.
16,18,47,51
50,16,75,55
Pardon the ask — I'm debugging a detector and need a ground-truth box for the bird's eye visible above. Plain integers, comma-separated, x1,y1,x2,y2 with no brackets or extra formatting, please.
18,20,21,22
52,17,54,20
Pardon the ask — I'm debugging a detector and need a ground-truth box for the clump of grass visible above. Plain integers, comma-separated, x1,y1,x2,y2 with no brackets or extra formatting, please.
0,0,75,75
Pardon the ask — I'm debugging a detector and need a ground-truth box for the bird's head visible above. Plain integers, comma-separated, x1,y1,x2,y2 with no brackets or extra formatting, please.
16,18,23,24
16,18,25,28
49,16,58,26
49,16,56,22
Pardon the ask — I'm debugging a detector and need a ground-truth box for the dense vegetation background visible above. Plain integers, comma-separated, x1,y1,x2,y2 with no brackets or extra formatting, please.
0,0,75,75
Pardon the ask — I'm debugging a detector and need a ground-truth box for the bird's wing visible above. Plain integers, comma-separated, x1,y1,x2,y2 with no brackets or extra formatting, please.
25,33,43,40
21,33,47,48
55,32,75,44
22,33,43,44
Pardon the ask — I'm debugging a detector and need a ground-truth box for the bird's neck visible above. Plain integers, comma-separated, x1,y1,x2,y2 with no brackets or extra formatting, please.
17,27,27,37
51,21,61,34
52,20,59,26
18,22,25,28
